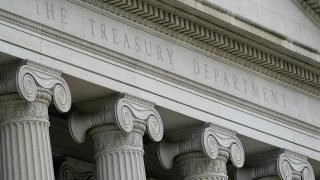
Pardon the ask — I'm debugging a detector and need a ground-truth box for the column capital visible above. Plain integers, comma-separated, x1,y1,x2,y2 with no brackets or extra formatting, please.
0,60,71,180
69,94,164,180
158,123,245,169
236,149,315,180
0,60,71,112
69,93,164,143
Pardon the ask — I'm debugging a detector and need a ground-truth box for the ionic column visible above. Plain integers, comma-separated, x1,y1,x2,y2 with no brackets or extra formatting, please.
0,61,72,180
158,123,245,180
235,149,315,180
69,94,164,180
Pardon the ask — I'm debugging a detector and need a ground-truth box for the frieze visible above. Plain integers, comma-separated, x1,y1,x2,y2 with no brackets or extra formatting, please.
77,0,320,91
1,0,320,134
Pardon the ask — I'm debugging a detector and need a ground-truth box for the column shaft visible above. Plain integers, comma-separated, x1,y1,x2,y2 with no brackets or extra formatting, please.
96,149,146,179
69,94,163,180
0,90,54,180
89,120,147,180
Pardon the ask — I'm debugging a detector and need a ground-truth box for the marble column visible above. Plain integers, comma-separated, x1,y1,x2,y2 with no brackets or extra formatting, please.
0,61,72,180
69,94,164,180
158,123,245,180
235,149,315,180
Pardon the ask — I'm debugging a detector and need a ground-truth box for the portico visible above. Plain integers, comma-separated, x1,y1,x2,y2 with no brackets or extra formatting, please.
0,0,319,179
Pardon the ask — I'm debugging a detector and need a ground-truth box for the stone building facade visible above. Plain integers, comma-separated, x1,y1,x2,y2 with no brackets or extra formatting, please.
0,0,319,179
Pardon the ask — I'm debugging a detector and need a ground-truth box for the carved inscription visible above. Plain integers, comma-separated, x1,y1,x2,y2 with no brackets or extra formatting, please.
87,18,173,66
32,0,312,115
33,0,290,109
1,0,319,123
34,0,174,69
35,0,68,25
193,59,287,108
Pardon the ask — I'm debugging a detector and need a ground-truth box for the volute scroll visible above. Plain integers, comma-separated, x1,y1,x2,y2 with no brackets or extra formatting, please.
0,61,72,112
158,123,245,170
69,93,164,144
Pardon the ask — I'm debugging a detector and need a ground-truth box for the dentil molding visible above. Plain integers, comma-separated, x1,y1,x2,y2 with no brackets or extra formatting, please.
75,0,320,94
1,0,320,136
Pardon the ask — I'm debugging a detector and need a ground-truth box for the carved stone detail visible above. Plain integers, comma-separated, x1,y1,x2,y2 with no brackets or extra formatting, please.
158,123,244,179
58,157,96,180
85,121,147,180
1,5,319,138
176,150,229,180
75,0,320,94
0,89,54,180
69,94,163,180
235,149,315,180
69,93,163,143
0,91,51,121
295,0,320,27
0,61,71,112
0,62,71,180
88,120,146,153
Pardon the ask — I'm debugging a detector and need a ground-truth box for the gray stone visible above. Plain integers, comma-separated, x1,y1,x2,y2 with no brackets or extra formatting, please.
235,149,315,180
69,94,164,180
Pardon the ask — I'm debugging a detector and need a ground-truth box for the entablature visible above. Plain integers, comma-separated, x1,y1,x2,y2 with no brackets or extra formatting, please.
1,0,320,166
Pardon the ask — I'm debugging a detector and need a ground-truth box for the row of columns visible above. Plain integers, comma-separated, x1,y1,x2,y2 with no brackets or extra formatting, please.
0,61,316,180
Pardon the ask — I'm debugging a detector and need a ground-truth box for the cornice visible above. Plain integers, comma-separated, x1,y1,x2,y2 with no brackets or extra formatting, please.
76,0,320,94
1,2,320,135
295,0,320,28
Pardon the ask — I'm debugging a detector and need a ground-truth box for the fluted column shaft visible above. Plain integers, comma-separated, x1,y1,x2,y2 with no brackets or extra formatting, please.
0,89,54,180
69,94,164,180
0,61,71,180
89,120,147,180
